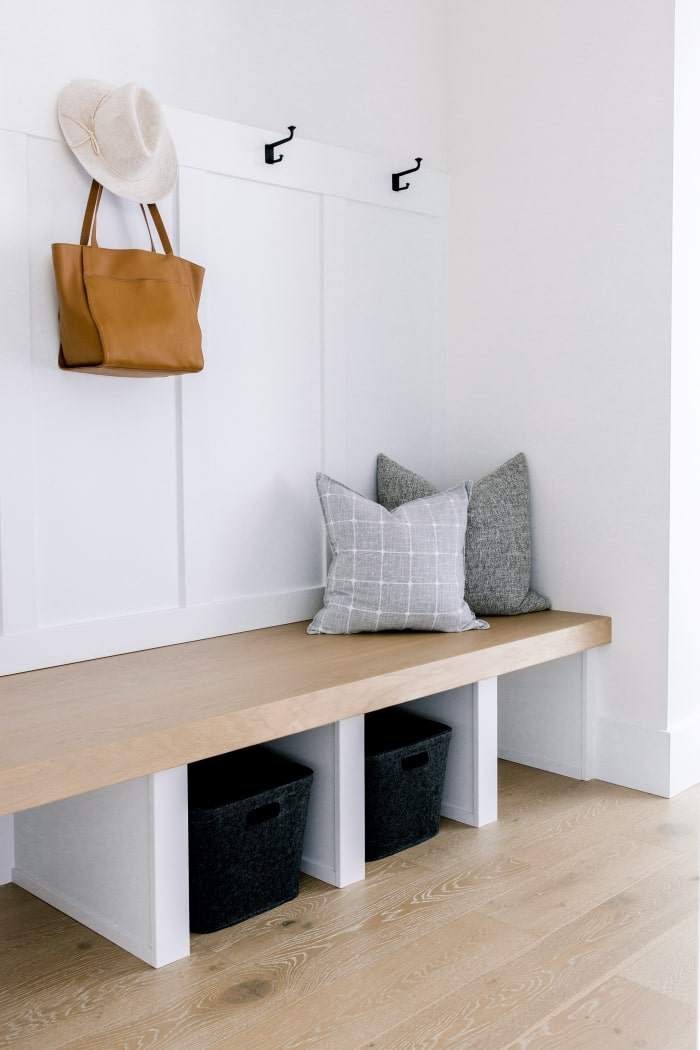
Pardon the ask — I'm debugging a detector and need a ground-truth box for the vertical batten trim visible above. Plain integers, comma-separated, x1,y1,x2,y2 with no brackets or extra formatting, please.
320,194,348,480
174,168,213,609
320,195,348,579
171,186,187,608
430,213,450,484
174,377,187,608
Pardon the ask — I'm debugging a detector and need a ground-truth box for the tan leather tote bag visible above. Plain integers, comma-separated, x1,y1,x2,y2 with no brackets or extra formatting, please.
52,180,205,377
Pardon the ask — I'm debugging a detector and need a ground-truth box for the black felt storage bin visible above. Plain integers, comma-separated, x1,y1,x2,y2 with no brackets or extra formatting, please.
188,746,313,933
364,708,451,861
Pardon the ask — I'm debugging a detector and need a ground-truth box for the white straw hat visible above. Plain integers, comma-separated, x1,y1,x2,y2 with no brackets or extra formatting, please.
57,78,177,202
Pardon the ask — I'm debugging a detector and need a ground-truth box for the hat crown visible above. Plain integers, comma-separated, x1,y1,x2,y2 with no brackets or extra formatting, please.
92,83,166,181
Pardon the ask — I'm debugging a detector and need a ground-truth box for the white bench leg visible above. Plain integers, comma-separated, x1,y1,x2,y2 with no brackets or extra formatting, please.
12,767,190,968
269,714,365,888
401,676,498,827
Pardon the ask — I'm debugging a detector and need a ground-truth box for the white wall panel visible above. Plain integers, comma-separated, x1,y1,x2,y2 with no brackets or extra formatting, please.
341,202,448,497
179,170,325,600
27,140,181,627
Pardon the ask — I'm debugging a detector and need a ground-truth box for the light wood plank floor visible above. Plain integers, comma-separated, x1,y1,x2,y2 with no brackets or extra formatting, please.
0,762,697,1049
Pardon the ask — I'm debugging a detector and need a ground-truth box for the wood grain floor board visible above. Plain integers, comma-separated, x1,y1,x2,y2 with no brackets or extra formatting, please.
0,763,696,1050
472,779,678,864
355,856,699,1049
0,885,75,944
213,912,536,1050
479,832,683,936
620,913,699,1006
624,798,700,860
505,976,696,1049
56,912,534,1050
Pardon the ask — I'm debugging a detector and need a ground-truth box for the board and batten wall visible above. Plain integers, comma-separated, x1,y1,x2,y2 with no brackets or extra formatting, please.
0,72,449,882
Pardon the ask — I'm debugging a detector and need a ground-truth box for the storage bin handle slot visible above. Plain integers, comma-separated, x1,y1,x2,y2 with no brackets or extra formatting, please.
402,751,429,771
246,801,281,825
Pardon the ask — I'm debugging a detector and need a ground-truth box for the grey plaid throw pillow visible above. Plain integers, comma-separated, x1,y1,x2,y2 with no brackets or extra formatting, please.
308,473,489,634
376,453,551,617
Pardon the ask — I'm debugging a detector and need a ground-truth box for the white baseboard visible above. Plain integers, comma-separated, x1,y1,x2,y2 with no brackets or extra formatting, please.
440,801,477,825
593,717,670,796
0,815,14,885
473,726,700,803
500,715,700,799
300,857,338,886
13,866,158,964
498,747,583,781
593,715,700,798
670,714,700,796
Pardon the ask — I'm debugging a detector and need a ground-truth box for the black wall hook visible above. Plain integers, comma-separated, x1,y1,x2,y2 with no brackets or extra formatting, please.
392,157,422,192
265,126,296,164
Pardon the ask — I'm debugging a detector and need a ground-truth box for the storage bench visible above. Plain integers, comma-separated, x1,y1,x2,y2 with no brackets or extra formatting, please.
1,609,611,967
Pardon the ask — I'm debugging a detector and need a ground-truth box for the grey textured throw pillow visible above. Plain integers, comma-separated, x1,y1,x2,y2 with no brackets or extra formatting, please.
308,473,489,635
376,453,551,617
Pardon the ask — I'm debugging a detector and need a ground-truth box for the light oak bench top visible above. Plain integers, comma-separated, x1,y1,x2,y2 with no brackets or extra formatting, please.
0,610,611,816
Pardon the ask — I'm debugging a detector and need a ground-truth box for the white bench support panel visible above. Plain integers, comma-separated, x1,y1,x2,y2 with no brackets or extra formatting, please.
403,675,498,828
333,715,366,886
581,649,598,781
148,767,191,967
471,677,499,825
0,815,13,885
12,767,190,968
268,715,365,889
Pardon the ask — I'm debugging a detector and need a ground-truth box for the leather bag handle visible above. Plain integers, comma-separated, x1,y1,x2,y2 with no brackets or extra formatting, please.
145,202,173,255
80,179,173,255
80,179,103,245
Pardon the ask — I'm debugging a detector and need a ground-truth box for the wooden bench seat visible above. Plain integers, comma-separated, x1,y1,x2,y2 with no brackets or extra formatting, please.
0,609,611,967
